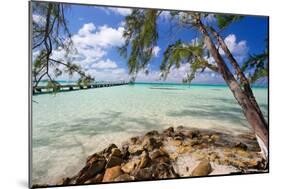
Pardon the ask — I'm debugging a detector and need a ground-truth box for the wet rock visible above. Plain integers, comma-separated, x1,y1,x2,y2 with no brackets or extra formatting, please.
121,159,140,173
102,166,123,182
111,148,122,157
128,145,143,155
76,155,106,184
186,130,200,139
234,142,248,150
152,163,179,179
150,149,164,160
176,125,185,130
103,144,118,155
138,151,150,169
121,143,130,159
153,156,170,164
130,137,139,145
84,173,104,184
191,160,212,176
145,130,159,137
114,174,134,181
142,137,162,151
106,155,123,168
174,131,186,139
163,127,174,136
86,153,100,164
132,167,153,180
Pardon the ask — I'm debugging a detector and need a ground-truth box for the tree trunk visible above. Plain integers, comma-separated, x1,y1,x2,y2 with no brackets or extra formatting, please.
195,18,268,159
208,27,268,130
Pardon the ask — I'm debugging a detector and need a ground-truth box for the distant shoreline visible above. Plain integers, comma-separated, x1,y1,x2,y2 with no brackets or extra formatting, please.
34,80,268,89
132,82,268,88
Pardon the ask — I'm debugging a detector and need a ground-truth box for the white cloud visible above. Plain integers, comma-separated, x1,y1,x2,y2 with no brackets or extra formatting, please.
51,22,125,67
32,50,40,60
78,23,96,36
32,14,45,25
41,22,224,84
86,68,128,81
152,46,161,57
159,11,171,20
46,22,127,81
91,59,118,69
112,68,126,75
73,23,125,48
135,63,223,84
102,7,133,16
119,21,126,27
219,34,248,61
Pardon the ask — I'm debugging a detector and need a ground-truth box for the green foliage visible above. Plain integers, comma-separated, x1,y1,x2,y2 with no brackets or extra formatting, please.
242,50,268,83
46,80,61,92
64,62,81,76
120,10,268,86
119,9,159,75
120,11,225,83
216,15,243,29
77,74,93,86
160,40,209,83
32,2,93,88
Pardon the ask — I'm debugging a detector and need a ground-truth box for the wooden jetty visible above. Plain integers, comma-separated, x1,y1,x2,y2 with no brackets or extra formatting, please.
33,81,129,95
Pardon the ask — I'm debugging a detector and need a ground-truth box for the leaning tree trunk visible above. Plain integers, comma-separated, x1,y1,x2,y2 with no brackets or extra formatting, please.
195,18,269,159
208,27,268,130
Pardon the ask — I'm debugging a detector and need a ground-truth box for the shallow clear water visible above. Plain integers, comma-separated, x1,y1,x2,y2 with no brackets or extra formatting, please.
32,83,268,185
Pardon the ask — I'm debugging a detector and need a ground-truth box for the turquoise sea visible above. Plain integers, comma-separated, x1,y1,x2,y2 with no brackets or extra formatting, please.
32,83,268,185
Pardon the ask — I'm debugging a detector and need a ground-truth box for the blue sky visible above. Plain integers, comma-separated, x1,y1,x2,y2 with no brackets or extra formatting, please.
32,3,268,84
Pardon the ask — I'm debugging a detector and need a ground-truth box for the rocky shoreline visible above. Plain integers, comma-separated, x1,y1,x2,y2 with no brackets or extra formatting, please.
33,126,268,187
